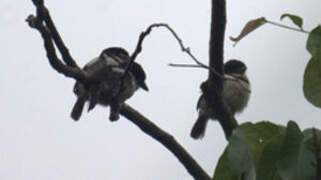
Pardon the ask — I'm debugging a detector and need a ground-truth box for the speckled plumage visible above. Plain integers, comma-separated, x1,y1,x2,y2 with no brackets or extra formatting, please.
191,60,251,139
71,47,147,121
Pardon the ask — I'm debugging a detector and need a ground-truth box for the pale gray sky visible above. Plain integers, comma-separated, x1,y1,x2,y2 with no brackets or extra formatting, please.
1,0,320,179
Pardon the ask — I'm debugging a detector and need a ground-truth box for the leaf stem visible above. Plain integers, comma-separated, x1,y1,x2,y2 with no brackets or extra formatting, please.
266,20,310,34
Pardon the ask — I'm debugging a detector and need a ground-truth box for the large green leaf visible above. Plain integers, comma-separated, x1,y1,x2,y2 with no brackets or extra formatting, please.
257,134,285,180
253,121,285,142
212,147,237,180
276,121,316,180
302,128,321,155
227,122,284,179
304,26,321,108
303,128,321,142
307,26,321,56
280,13,303,30
228,127,256,180
213,122,286,180
303,57,321,107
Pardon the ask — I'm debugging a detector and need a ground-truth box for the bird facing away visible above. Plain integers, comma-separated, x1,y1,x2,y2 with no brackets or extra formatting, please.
190,59,251,139
71,47,148,121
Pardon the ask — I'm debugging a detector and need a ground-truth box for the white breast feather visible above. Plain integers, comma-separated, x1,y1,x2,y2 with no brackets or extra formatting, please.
223,75,251,115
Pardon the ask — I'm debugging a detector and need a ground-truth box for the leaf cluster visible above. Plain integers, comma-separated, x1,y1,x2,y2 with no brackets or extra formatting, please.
214,121,321,180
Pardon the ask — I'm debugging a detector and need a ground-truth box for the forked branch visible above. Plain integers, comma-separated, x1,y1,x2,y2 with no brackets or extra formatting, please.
27,1,211,179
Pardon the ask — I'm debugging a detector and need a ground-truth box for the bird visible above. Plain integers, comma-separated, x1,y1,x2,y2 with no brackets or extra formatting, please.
71,47,148,121
190,59,251,139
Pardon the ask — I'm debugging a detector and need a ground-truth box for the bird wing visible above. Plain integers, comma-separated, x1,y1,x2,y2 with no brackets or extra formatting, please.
196,95,204,110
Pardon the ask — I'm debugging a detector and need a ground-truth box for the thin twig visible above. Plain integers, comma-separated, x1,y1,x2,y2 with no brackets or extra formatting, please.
123,23,223,80
266,20,310,34
168,63,204,68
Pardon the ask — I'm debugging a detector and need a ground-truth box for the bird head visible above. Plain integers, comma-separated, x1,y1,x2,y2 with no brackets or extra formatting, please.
130,63,149,91
100,47,129,58
99,47,149,91
99,47,130,65
224,59,247,75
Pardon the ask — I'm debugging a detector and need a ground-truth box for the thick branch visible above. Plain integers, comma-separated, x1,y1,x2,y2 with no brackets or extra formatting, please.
209,0,226,81
26,15,86,81
120,104,211,180
203,0,238,140
28,1,211,179
32,0,79,68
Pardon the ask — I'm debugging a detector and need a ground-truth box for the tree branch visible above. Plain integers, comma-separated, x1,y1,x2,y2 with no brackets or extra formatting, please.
26,15,86,81
27,1,211,179
125,23,222,79
203,0,238,140
120,104,211,180
31,0,79,68
168,63,204,68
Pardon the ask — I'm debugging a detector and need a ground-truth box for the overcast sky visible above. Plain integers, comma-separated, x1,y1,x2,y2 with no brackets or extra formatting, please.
1,0,321,179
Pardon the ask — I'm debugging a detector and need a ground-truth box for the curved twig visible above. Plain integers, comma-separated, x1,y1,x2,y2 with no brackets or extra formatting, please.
124,23,223,80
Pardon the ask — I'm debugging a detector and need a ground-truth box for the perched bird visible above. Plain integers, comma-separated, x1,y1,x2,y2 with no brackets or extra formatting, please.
191,59,251,139
71,47,148,121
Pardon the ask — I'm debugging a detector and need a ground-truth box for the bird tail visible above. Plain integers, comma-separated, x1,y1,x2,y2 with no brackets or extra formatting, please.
71,97,86,121
88,85,100,112
109,103,120,121
190,115,208,139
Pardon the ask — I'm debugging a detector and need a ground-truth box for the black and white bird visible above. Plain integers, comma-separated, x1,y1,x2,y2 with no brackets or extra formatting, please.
190,59,251,139
71,47,148,121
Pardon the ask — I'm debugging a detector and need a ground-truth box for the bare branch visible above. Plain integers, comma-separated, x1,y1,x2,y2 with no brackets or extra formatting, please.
27,1,211,179
31,0,79,68
169,63,205,68
120,104,211,180
124,23,223,79
26,15,86,81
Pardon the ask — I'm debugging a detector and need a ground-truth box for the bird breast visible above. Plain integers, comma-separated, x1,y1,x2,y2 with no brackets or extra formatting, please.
223,75,251,115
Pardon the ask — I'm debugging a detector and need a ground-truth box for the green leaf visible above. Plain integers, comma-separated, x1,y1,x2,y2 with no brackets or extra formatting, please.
302,128,321,154
304,27,321,107
303,128,321,142
257,134,285,180
227,122,284,179
307,26,321,56
212,147,237,180
214,122,286,180
230,17,267,46
228,127,255,179
276,121,316,180
253,121,285,142
303,57,321,108
280,13,303,29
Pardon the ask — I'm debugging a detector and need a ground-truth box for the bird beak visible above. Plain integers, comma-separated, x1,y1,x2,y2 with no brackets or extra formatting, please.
140,82,149,91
